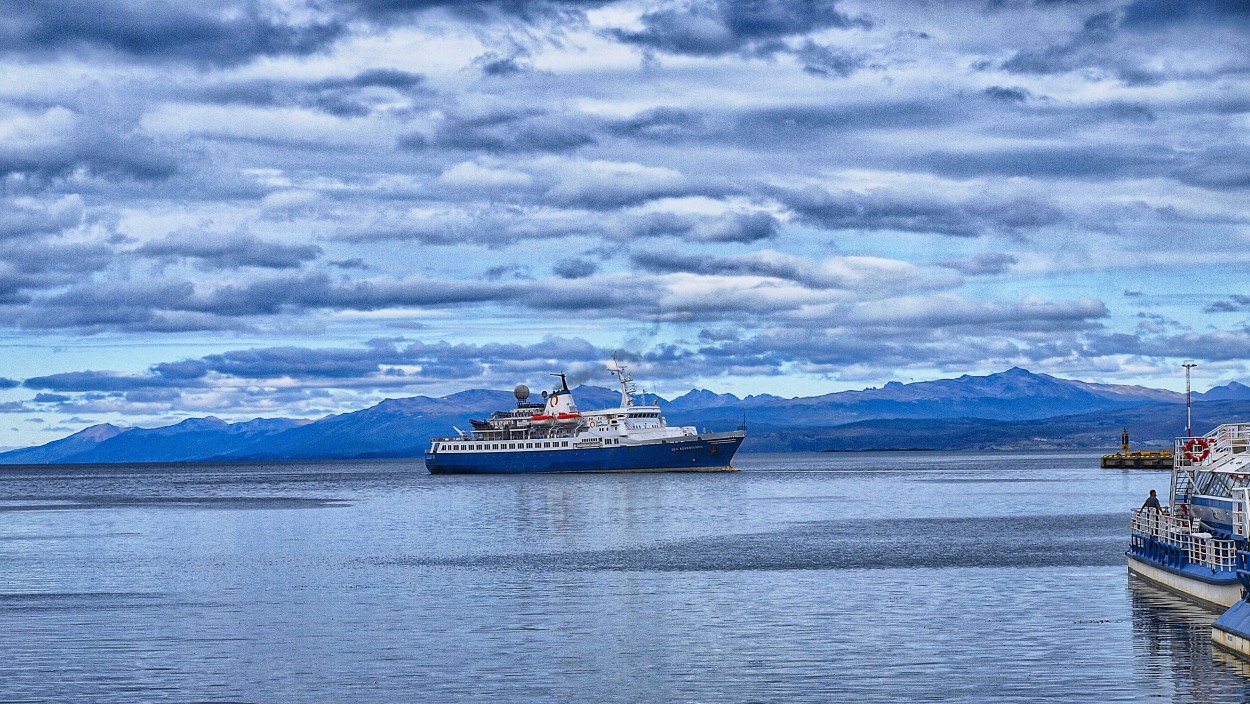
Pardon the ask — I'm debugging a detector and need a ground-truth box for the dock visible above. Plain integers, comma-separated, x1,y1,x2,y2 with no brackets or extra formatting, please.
1101,427,1173,469
1101,451,1173,469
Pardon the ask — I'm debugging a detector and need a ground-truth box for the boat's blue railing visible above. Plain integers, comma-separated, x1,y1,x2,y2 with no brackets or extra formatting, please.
1130,509,1242,573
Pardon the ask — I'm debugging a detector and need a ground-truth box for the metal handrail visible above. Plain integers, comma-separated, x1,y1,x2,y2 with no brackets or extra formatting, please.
1131,509,1240,571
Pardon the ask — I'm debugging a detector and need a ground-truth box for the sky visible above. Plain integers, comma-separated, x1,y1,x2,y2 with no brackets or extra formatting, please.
1,0,1249,448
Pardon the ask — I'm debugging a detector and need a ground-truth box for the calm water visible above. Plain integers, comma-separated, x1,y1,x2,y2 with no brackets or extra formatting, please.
3,452,1250,703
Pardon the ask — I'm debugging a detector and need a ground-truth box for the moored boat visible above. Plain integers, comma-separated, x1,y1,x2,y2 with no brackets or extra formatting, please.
1126,423,1250,610
424,361,745,474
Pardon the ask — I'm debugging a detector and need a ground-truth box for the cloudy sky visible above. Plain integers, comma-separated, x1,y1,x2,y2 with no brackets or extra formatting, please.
1,0,1248,447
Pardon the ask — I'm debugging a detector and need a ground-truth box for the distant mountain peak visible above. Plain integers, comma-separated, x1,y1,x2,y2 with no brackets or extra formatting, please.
1201,381,1250,401
988,366,1049,380
73,423,133,441
667,388,742,411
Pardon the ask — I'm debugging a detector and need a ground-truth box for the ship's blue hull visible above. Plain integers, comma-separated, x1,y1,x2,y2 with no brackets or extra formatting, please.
1127,534,1241,585
425,432,744,474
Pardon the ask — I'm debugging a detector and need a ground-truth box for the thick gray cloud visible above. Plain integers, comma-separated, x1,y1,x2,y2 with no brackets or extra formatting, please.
0,196,85,240
136,231,322,270
796,40,863,77
192,69,427,117
0,0,346,66
1001,10,1120,77
620,211,777,243
403,108,598,153
999,3,1250,84
25,369,194,393
938,253,1018,276
190,273,507,316
608,107,708,143
1085,329,1250,362
1120,0,1250,30
0,106,180,181
0,240,114,305
773,186,1066,237
1205,296,1250,314
343,0,615,23
913,144,1250,190
984,86,1032,103
552,257,600,278
26,337,610,396
611,0,868,56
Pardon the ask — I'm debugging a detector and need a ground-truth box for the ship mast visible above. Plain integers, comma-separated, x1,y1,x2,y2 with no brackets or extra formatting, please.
609,355,638,407
1184,361,1196,437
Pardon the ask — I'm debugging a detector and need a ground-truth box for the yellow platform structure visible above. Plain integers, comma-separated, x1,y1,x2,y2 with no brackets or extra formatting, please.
1101,427,1174,469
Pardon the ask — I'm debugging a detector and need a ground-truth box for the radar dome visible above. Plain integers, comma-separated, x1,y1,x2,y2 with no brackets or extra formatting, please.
514,384,530,401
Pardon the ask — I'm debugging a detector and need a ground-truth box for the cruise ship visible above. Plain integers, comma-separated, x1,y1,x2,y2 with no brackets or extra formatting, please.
424,362,745,474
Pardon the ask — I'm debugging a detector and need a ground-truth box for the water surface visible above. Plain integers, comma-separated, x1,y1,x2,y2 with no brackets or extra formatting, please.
2,452,1248,702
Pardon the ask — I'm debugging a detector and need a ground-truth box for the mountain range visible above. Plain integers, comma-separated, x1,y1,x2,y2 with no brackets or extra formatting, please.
5,368,1250,464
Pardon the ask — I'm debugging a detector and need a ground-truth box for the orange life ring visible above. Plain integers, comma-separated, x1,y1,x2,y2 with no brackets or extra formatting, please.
1184,437,1210,462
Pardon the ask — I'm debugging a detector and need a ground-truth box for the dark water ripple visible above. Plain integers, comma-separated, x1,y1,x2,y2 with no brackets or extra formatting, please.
384,513,1124,572
0,496,349,511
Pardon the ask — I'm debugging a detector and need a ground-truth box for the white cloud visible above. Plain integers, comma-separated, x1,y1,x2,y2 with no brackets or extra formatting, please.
438,161,534,188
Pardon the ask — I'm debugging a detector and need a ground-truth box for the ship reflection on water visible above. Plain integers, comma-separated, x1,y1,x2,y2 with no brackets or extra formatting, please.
1129,579,1250,701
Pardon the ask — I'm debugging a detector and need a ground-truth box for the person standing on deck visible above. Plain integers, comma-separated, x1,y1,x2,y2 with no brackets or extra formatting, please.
1142,489,1162,536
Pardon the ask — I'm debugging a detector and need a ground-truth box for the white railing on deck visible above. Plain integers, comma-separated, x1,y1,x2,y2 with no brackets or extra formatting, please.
1131,509,1240,572
1216,424,1250,443
1176,423,1250,466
